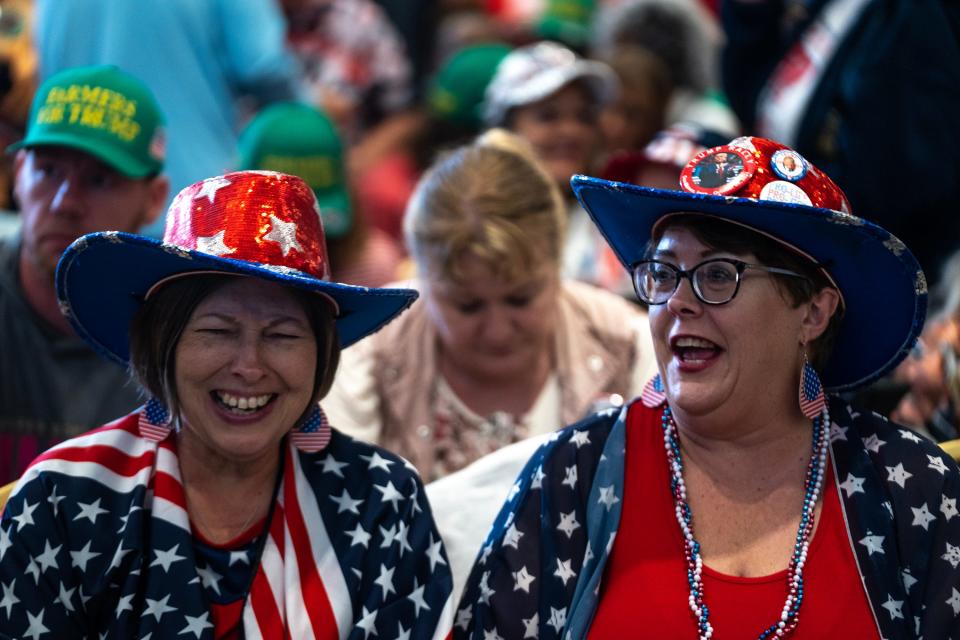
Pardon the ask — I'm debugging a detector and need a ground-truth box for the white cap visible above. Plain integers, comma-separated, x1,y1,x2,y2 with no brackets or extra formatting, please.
482,41,619,126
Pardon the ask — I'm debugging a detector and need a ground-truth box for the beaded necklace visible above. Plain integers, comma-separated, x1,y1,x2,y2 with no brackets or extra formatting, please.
660,403,830,639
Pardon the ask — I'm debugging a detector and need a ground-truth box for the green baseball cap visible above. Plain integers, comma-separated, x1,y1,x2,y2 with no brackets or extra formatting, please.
9,65,165,178
238,102,352,238
427,43,512,130
537,0,596,49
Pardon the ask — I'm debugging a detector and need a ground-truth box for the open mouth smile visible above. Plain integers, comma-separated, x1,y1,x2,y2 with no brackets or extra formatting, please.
211,391,276,415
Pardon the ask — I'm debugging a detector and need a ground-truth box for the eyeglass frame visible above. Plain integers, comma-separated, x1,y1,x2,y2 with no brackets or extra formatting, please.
631,257,809,306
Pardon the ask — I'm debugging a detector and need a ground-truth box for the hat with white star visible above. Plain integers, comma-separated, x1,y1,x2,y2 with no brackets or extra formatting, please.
55,170,418,364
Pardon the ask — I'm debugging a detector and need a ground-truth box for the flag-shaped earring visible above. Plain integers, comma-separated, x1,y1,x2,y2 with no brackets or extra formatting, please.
799,354,825,419
641,373,667,408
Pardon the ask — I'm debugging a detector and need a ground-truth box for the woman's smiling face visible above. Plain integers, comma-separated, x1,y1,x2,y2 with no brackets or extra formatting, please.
174,277,318,464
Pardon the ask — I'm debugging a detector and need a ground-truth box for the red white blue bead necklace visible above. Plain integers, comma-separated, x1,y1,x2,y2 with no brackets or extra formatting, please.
660,403,830,639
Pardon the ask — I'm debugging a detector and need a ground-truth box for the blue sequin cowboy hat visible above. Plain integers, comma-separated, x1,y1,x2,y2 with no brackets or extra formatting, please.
572,136,927,392
55,170,418,365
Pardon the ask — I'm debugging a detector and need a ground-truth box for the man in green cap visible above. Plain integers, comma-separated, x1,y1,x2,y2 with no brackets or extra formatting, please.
0,64,169,484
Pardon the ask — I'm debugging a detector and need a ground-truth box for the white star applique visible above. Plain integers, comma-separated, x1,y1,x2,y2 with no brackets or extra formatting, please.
196,563,223,595
503,523,524,549
194,176,232,204
598,485,620,510
47,485,65,517
143,594,176,622
374,563,396,599
318,455,348,477
829,423,848,442
554,558,576,586
407,579,431,616
943,542,960,569
570,430,591,448
522,613,539,639
263,214,302,257
426,534,447,572
394,521,413,557
507,481,522,502
361,451,395,472
229,551,250,566
34,541,61,573
0,580,19,618
479,543,493,565
562,465,578,489
375,481,404,511
57,583,76,613
478,571,495,605
859,533,886,556
151,544,186,573
942,495,959,521
886,463,913,489
12,500,38,531
911,503,937,530
356,606,378,639
947,587,960,615
899,429,923,443
455,606,473,631
927,454,950,475
379,524,398,549
24,556,40,584
483,628,504,640
116,594,134,617
330,488,364,515
74,498,109,524
901,568,918,593
394,621,411,640
180,612,214,639
839,474,866,497
862,434,886,453
346,522,372,548
0,527,10,561
195,230,235,256
531,466,546,490
513,565,536,593
70,541,101,571
881,595,904,620
23,609,49,640
547,606,567,633
107,543,131,571
557,511,581,538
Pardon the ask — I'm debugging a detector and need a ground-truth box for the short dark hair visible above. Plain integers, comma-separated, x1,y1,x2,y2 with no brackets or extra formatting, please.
128,274,341,425
649,215,844,371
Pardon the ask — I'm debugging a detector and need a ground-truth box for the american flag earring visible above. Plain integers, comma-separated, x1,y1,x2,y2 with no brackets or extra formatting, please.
799,352,826,419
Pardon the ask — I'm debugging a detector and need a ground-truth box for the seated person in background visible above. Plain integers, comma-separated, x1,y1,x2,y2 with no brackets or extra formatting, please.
0,171,453,638
455,137,959,638
0,65,169,484
238,101,402,287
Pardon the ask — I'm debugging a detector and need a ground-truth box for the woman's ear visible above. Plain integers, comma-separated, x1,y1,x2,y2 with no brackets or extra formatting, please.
800,287,841,343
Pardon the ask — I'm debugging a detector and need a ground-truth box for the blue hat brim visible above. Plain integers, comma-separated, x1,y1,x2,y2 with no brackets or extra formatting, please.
55,232,418,365
571,174,927,392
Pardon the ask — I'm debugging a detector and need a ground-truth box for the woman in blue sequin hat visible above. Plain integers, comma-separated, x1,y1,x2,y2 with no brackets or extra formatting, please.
454,137,960,639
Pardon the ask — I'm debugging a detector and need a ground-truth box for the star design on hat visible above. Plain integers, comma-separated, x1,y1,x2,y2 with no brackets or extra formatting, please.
193,176,232,204
195,230,235,257
264,214,302,257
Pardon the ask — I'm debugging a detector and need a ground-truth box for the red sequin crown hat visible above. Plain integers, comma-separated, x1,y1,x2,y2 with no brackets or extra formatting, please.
572,136,927,392
56,170,418,365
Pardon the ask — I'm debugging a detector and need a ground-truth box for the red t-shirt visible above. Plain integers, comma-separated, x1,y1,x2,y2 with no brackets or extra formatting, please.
588,404,880,638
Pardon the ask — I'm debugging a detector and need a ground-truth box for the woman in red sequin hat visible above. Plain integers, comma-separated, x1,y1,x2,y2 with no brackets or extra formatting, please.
0,171,454,639
454,137,960,639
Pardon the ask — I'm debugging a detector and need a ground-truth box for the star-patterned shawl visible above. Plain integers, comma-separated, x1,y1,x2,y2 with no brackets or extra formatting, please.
0,408,455,640
454,397,960,639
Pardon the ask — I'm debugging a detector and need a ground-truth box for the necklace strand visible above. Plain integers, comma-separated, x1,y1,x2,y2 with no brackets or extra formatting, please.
661,403,830,639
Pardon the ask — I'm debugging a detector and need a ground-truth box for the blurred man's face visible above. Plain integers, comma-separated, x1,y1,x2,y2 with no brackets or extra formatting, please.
15,146,166,282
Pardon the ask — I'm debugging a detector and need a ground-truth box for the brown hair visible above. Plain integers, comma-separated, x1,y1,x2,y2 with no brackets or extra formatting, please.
404,129,566,285
650,215,844,371
128,274,341,425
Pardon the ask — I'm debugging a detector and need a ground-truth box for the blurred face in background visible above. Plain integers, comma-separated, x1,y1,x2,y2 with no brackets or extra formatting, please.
425,253,560,384
508,81,600,194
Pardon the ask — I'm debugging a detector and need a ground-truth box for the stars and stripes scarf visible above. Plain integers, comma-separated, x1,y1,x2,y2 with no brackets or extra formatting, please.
0,402,455,639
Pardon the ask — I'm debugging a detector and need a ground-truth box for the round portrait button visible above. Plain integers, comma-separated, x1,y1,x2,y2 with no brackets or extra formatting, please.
770,149,808,181
680,145,756,196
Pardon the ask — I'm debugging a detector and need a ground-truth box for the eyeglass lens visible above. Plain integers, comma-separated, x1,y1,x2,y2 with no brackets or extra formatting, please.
634,260,740,304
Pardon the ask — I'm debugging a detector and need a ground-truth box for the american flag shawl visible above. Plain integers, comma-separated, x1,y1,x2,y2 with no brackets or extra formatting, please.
0,402,455,639
453,396,960,639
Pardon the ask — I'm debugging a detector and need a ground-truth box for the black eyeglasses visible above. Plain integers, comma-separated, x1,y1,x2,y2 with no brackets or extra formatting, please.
632,258,808,305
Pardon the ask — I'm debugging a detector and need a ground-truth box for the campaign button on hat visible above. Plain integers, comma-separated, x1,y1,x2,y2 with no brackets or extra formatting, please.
759,179,812,206
680,145,755,195
770,148,808,181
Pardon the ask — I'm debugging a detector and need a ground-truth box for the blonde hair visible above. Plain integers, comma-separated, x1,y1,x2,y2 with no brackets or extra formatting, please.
404,129,566,284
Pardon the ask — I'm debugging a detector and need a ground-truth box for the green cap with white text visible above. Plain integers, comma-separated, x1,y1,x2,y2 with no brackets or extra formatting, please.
9,65,165,177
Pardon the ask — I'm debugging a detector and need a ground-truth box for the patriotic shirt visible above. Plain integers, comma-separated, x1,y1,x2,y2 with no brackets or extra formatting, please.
454,397,960,639
0,406,455,640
